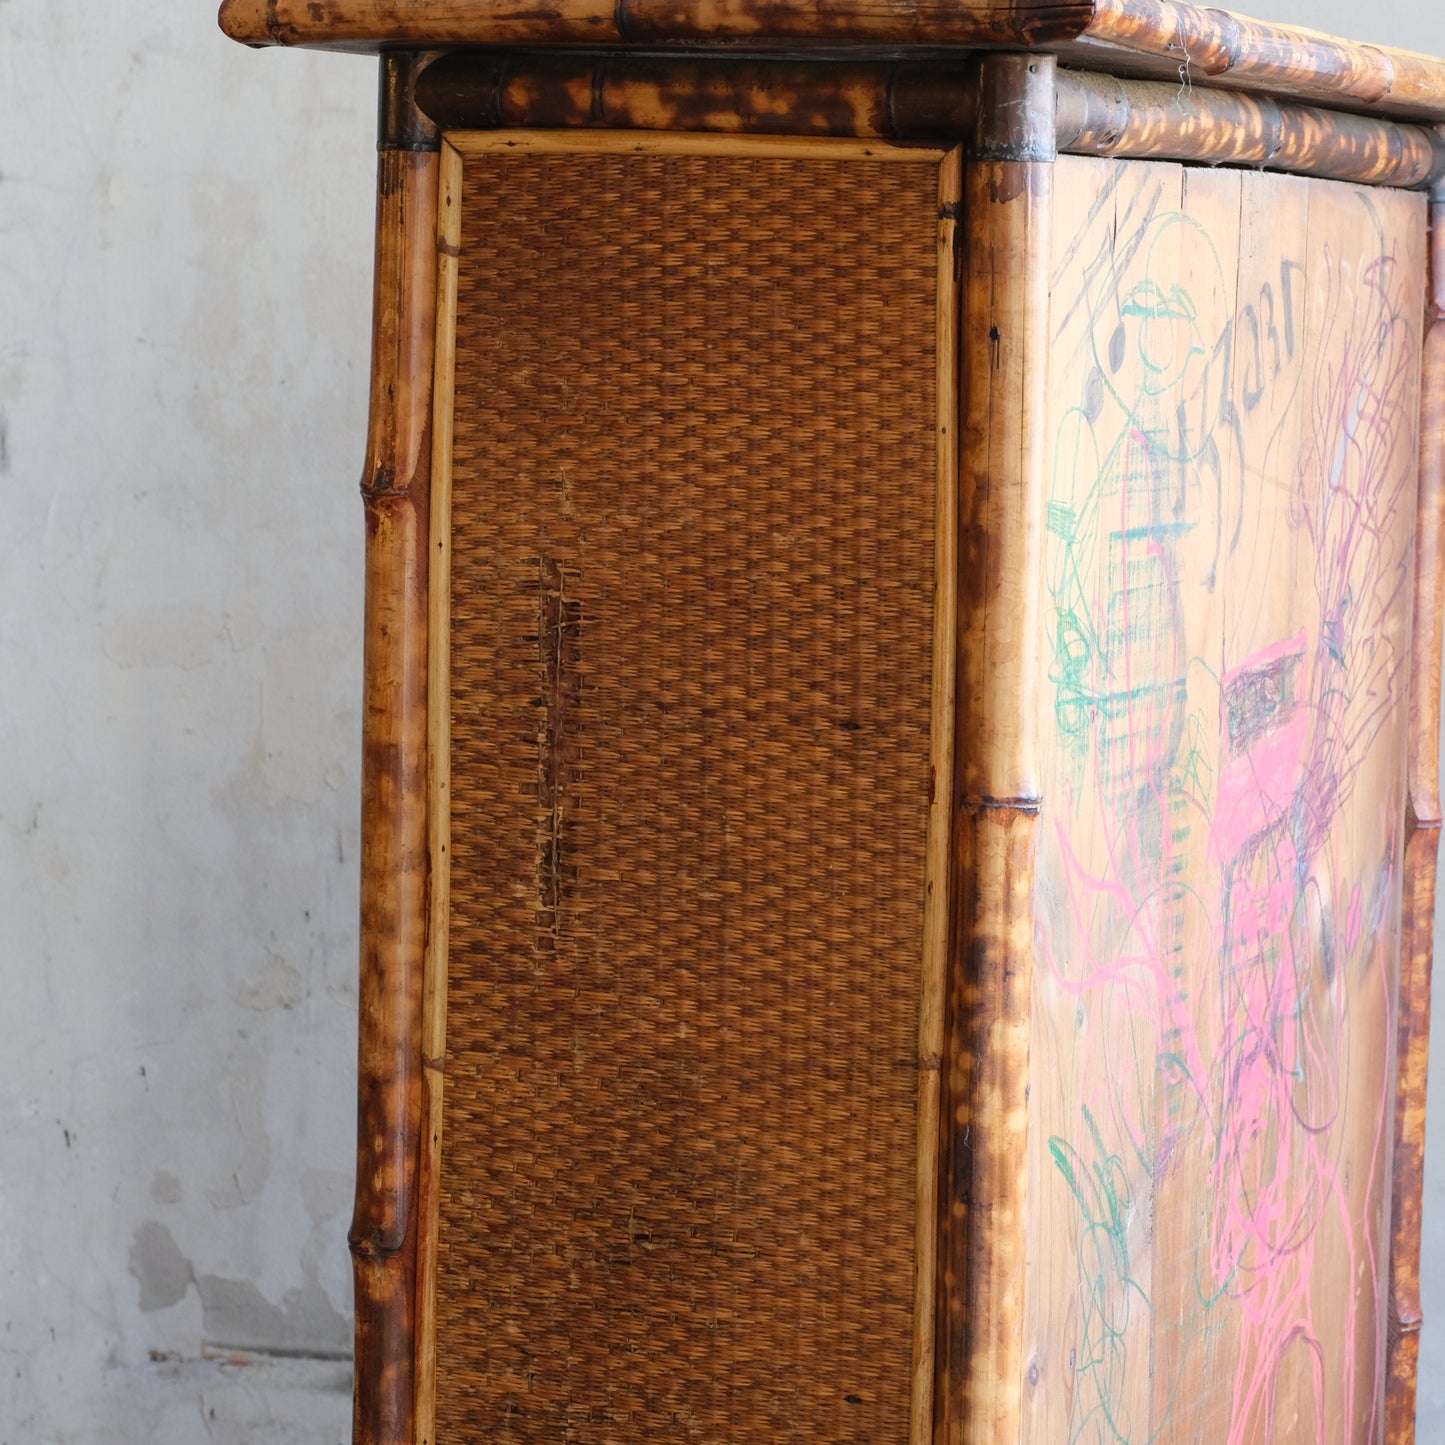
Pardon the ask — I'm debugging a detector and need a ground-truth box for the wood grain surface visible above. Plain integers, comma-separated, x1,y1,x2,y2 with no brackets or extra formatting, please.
1028,154,1426,1445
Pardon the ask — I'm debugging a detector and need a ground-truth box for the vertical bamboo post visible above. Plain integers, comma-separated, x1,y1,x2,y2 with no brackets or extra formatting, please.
936,52,1054,1445
350,51,440,1445
1386,172,1445,1445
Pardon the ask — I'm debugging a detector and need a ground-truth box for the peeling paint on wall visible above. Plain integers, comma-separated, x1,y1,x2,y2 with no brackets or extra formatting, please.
206,1079,273,1211
127,1221,350,1359
197,1273,350,1359
129,1222,194,1314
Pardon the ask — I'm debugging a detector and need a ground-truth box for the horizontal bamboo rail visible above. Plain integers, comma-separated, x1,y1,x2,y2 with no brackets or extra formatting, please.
1082,0,1445,121
408,51,1445,190
1055,70,1445,188
219,0,1095,50
219,0,1445,121
415,52,980,139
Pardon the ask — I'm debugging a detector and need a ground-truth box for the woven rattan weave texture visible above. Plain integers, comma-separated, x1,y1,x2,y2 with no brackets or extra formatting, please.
439,150,940,1441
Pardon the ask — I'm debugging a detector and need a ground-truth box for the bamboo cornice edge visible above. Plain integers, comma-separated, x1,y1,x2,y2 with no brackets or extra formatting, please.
218,0,1445,120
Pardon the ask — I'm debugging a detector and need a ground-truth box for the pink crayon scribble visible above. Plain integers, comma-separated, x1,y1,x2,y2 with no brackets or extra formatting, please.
1044,212,1413,1445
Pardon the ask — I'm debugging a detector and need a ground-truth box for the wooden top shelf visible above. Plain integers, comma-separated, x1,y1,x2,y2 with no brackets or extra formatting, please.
218,0,1445,120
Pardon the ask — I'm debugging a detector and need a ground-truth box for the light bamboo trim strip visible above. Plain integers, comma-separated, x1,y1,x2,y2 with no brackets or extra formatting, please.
447,127,949,161
412,138,463,1445
912,142,963,1445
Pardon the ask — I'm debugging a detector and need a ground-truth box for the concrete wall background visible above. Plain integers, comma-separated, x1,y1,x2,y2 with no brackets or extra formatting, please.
0,7,373,1438
0,2,1442,1440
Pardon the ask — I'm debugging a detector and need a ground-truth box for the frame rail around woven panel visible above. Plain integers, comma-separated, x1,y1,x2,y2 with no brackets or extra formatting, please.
421,127,953,1445
410,51,1445,190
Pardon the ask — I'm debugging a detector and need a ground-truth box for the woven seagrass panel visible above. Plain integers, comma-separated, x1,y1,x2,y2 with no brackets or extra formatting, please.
439,148,941,1442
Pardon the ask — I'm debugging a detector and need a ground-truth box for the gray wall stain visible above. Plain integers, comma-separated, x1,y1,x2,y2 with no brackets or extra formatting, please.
129,1222,195,1314
197,1273,349,1359
129,1222,349,1358
150,1169,182,1205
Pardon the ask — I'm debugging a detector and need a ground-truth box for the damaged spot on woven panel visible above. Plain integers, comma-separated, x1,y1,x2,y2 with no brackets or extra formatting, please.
537,555,582,954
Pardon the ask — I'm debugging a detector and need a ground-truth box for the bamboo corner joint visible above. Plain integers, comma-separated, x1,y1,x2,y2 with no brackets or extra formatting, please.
221,3,1445,1443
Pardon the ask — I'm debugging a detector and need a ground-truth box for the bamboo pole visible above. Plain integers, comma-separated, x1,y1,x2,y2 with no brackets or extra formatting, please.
1384,180,1445,1445
1056,69,1445,188
1388,826,1439,1445
219,0,1097,49
350,53,440,1445
1083,0,1445,121
936,51,1052,1445
417,52,1445,189
415,52,981,140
